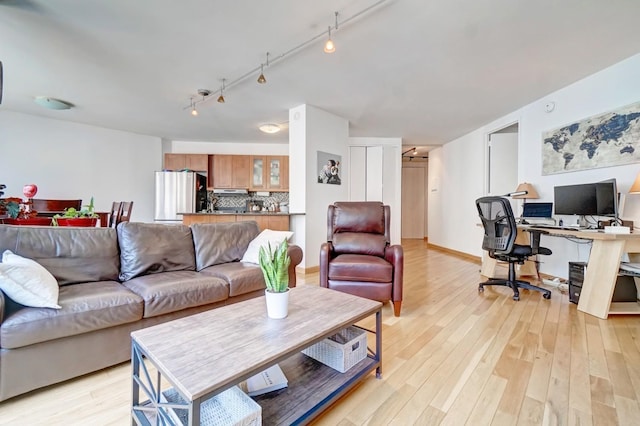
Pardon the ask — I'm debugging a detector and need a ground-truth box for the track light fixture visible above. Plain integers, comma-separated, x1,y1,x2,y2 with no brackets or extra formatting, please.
183,1,389,114
324,12,339,53
190,98,198,116
257,52,269,84
217,79,226,103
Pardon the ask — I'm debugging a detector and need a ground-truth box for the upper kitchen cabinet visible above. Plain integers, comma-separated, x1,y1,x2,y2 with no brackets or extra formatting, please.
251,155,289,191
163,154,208,172
211,155,250,189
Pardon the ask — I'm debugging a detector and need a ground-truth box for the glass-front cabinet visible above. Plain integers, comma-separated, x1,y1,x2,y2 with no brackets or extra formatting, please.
251,156,265,190
251,155,288,191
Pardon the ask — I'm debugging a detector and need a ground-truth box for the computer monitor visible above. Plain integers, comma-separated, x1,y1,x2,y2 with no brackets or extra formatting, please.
522,202,553,218
595,178,619,219
553,183,598,216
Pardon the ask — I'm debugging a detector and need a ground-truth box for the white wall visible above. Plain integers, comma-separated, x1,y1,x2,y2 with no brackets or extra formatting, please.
0,111,161,222
289,104,349,268
430,52,640,279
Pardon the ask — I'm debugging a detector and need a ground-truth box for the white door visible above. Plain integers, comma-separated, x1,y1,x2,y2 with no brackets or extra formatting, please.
488,130,519,216
401,166,425,238
488,132,518,196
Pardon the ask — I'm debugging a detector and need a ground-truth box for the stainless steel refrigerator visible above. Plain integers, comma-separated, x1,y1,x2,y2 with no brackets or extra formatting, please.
154,171,207,224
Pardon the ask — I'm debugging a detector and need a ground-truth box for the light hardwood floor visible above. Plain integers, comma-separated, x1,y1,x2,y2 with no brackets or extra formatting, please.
1,239,640,425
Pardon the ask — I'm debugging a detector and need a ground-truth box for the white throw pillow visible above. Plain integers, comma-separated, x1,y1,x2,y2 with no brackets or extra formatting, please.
241,229,294,264
0,250,61,309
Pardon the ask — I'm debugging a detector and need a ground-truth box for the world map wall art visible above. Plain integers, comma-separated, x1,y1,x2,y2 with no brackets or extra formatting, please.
541,101,640,175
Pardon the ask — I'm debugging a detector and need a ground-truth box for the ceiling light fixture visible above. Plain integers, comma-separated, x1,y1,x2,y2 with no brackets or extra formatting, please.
190,98,198,116
34,96,74,110
217,79,226,103
259,123,281,134
183,0,388,112
257,52,269,84
324,12,339,53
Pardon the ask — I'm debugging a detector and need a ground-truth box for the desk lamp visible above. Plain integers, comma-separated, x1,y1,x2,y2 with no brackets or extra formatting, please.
511,182,539,224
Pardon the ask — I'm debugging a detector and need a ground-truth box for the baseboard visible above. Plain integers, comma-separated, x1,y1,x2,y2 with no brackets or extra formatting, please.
427,243,482,264
296,265,319,275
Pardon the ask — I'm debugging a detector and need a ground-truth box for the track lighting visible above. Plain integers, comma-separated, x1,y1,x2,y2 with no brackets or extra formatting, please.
257,65,266,84
191,99,198,116
324,12,338,53
183,2,388,114
257,52,269,84
217,79,226,103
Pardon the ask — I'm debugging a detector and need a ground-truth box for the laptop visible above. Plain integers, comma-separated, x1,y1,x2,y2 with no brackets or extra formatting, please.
522,202,553,219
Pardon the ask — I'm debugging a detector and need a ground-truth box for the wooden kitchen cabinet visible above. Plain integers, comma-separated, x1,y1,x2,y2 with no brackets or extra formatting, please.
250,155,289,191
211,155,250,189
163,154,208,172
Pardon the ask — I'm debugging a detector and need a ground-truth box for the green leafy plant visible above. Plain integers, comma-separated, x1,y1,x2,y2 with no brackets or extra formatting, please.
258,239,291,293
52,197,98,225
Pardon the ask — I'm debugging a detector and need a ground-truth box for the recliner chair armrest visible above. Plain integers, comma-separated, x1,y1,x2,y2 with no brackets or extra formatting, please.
319,242,334,288
384,244,404,301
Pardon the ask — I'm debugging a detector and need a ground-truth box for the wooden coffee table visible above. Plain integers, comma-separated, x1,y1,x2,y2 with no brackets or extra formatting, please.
131,285,382,425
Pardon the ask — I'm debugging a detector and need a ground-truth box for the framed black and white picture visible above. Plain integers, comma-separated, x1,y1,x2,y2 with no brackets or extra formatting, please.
317,151,341,185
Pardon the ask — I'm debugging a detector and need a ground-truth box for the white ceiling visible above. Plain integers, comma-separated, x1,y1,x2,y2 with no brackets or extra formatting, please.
2,0,640,158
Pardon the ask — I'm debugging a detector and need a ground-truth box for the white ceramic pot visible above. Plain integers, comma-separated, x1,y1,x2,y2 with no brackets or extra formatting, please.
265,288,289,319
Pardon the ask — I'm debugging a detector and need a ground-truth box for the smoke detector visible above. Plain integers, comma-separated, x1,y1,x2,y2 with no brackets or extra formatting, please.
197,89,212,97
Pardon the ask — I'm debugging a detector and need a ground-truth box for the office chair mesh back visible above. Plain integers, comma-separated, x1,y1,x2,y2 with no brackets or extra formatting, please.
476,197,517,257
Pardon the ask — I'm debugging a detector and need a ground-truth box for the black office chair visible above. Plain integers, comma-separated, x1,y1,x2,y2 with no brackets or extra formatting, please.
476,196,552,301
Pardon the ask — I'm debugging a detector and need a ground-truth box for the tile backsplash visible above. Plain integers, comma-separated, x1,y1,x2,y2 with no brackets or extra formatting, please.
207,191,289,211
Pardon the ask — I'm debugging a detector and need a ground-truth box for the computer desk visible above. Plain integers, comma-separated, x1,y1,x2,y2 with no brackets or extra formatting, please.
527,226,640,319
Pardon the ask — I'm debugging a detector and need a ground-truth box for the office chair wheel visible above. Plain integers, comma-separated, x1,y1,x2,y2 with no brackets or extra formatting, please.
512,294,520,301
543,292,551,299
478,284,484,293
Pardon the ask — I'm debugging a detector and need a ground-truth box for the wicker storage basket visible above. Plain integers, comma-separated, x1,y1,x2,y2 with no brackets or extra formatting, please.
302,326,367,373
162,385,261,426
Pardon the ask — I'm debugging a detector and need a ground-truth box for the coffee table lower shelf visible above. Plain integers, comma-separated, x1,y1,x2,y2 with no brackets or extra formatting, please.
255,351,379,425
133,351,379,426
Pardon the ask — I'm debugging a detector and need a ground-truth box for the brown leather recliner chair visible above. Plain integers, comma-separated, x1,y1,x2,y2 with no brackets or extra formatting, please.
319,201,404,316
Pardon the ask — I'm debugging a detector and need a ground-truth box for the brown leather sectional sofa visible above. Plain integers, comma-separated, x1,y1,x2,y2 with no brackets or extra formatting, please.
0,221,302,401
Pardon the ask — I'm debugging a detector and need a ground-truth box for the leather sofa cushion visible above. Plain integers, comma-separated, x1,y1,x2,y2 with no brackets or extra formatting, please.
122,271,228,318
191,222,259,271
0,281,143,349
332,233,387,257
118,222,196,281
328,254,392,283
200,262,265,297
0,225,120,285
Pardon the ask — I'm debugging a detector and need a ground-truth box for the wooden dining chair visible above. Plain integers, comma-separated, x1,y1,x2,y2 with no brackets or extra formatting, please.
31,199,82,216
108,202,122,228
118,201,133,224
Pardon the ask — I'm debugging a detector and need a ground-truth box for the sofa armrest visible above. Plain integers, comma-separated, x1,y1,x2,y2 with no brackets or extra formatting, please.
0,290,5,325
287,244,304,287
319,242,334,288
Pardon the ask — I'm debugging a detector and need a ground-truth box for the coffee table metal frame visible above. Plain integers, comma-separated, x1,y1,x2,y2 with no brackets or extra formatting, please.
130,286,382,425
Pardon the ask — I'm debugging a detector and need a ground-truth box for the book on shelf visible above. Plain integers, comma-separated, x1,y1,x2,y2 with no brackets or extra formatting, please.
243,364,288,397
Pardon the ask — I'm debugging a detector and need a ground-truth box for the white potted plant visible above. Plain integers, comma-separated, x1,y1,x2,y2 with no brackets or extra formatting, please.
259,239,291,319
